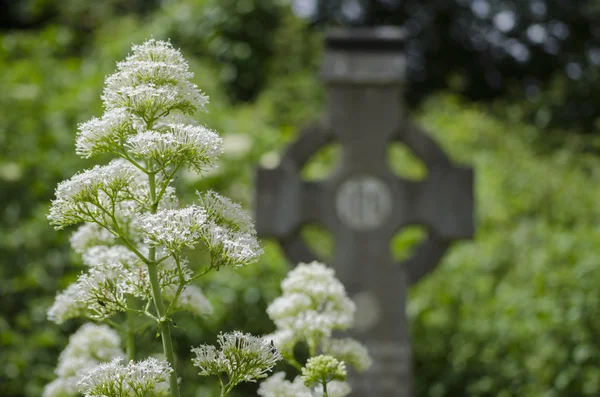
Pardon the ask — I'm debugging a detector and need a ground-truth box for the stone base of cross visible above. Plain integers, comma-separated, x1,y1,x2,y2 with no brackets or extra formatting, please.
254,27,474,397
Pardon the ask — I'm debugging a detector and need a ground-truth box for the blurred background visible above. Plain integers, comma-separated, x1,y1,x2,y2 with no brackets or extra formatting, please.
1,0,600,396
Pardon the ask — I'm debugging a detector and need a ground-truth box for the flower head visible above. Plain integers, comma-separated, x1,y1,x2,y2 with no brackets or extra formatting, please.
70,223,118,254
197,191,263,268
266,262,355,345
43,324,124,397
126,123,222,172
102,39,207,119
77,357,172,397
48,160,137,229
301,355,347,388
139,205,207,253
76,108,136,158
191,331,282,387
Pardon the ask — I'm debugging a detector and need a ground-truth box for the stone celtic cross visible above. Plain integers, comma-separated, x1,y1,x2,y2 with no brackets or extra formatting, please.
254,27,474,397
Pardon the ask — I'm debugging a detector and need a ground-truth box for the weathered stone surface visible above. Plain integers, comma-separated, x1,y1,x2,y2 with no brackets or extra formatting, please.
255,26,475,397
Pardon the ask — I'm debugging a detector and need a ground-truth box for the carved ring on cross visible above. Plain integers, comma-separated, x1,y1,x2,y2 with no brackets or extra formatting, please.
255,118,474,285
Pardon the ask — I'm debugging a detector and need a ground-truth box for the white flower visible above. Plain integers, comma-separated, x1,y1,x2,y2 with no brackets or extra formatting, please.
257,372,313,397
48,160,137,229
70,223,118,255
197,191,263,268
139,205,207,253
102,39,207,119
321,338,372,373
47,283,89,324
125,124,222,172
164,284,213,317
266,262,356,345
43,324,124,397
301,355,346,388
56,324,124,377
76,108,136,158
81,245,141,268
198,190,255,235
191,331,282,386
77,357,172,397
43,377,79,397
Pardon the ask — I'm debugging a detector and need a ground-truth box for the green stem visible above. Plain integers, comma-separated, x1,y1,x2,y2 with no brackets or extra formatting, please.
146,169,181,397
126,308,135,361
322,380,328,397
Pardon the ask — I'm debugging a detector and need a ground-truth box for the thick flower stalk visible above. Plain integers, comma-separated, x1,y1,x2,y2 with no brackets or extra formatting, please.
260,262,372,397
46,39,264,397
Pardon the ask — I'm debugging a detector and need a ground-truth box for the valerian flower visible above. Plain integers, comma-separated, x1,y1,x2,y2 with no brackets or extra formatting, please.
266,262,356,345
77,357,172,397
43,324,124,397
75,107,136,158
191,331,282,388
301,355,347,388
48,160,138,229
102,39,207,120
125,123,222,172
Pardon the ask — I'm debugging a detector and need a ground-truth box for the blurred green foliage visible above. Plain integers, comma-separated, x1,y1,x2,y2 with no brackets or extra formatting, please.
411,96,600,397
2,1,600,397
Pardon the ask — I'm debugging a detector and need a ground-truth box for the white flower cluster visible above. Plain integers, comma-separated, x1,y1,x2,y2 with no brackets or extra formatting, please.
260,262,372,397
126,123,222,172
301,355,347,387
197,191,263,269
48,38,265,397
43,324,125,397
76,107,134,158
138,191,262,268
257,372,351,397
77,357,172,397
265,262,357,350
48,160,137,229
191,331,282,387
102,39,207,121
139,205,207,253
70,223,119,254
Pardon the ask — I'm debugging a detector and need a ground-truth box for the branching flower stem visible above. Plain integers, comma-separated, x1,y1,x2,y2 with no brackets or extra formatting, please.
146,165,181,397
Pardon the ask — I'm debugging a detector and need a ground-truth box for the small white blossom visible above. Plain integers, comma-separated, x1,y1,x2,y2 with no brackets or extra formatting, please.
76,108,137,158
321,338,372,373
198,190,255,234
266,262,356,345
77,357,172,397
70,223,118,254
257,372,313,397
126,124,222,172
102,39,207,119
43,324,124,397
301,355,346,388
48,160,137,229
47,283,89,324
81,245,141,268
191,331,282,386
139,205,207,253
197,191,263,268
